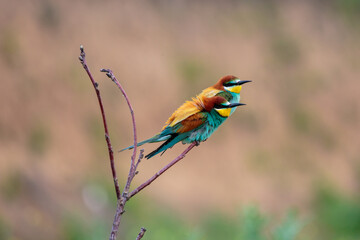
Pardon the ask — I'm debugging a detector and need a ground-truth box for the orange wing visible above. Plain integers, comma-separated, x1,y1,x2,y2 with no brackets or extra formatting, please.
176,112,206,133
162,99,201,130
162,86,221,130
199,87,221,98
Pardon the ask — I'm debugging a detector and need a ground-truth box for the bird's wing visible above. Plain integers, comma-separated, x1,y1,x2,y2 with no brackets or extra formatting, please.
162,100,202,129
163,87,220,129
200,87,221,98
176,112,207,133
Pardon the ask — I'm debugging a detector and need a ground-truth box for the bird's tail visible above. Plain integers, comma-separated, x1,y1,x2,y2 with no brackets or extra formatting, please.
119,138,151,152
119,134,171,152
145,134,187,159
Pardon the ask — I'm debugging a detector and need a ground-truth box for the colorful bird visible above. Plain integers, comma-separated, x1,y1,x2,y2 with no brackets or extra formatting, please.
120,75,251,159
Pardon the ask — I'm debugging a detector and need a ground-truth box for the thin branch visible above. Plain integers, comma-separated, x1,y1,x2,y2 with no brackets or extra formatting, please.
136,228,146,240
128,141,198,199
101,69,138,197
109,201,125,240
79,45,121,200
81,46,199,240
100,68,139,240
134,149,145,175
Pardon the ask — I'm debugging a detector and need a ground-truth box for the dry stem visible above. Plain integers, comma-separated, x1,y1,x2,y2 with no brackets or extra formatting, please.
136,228,146,240
79,45,198,240
128,142,198,199
79,45,121,200
100,68,138,198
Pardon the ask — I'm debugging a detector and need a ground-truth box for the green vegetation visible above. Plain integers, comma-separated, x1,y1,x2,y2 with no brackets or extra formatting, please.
289,105,336,150
62,214,108,240
1,171,23,201
56,184,360,240
273,211,304,240
0,29,19,67
27,122,51,156
248,148,273,172
59,185,306,240
314,185,360,239
0,216,10,239
38,1,60,29
176,57,206,85
2,177,360,240
332,0,360,26
198,207,302,240
270,34,301,67
118,198,305,240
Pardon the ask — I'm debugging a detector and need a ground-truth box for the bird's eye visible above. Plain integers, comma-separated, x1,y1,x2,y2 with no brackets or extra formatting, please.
223,81,237,87
214,104,228,109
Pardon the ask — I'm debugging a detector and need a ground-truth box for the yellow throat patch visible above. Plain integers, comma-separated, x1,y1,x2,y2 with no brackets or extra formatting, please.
225,85,242,94
215,108,231,117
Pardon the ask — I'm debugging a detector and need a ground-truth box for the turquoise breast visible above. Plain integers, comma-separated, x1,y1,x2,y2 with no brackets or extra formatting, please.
182,110,227,143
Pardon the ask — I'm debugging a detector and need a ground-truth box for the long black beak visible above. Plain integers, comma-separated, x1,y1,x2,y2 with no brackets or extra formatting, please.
228,103,246,108
236,80,252,85
216,103,246,109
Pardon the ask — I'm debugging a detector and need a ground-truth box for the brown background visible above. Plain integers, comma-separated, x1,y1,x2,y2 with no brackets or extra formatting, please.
0,0,359,239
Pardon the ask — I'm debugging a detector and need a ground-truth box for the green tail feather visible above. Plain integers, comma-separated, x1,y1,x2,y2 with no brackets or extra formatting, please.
119,134,171,152
145,134,188,159
119,138,152,152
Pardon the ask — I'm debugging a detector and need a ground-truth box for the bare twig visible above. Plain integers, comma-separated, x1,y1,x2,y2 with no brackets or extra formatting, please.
128,141,198,199
100,68,140,240
79,45,121,200
80,46,199,240
101,68,138,197
136,228,146,240
134,149,145,175
109,201,125,240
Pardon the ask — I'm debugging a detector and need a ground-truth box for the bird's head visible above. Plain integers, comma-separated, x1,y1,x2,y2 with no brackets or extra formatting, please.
205,96,246,117
213,75,251,94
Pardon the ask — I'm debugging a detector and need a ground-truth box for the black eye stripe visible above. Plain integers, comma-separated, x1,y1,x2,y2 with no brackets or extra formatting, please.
214,104,227,109
223,82,237,87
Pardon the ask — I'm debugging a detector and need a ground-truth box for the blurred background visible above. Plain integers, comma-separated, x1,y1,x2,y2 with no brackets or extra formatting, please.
1,0,360,239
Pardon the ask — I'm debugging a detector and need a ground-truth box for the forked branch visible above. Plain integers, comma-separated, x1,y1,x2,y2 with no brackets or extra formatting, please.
100,68,138,198
128,141,198,199
79,45,121,200
79,45,198,240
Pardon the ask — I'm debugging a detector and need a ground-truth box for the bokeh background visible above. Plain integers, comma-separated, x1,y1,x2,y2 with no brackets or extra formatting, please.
1,0,360,239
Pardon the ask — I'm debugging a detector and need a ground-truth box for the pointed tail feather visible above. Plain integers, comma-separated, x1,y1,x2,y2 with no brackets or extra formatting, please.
145,134,188,159
119,138,150,152
119,134,171,152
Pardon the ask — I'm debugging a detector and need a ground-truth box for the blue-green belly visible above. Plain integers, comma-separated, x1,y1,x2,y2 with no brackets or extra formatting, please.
182,110,227,143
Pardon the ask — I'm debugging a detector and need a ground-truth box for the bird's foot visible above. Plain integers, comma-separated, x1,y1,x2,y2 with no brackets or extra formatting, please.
194,141,200,146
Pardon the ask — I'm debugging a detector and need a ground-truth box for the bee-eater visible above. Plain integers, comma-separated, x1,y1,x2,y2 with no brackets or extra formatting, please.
121,75,251,159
